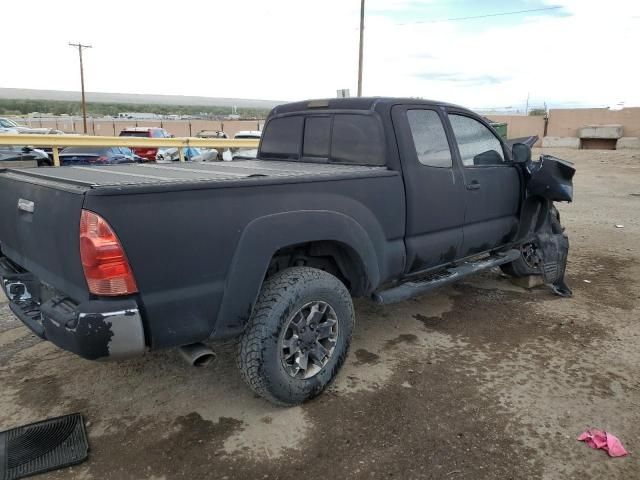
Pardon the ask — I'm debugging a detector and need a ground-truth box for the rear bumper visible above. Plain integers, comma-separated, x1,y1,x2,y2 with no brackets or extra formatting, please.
1,256,146,360
132,148,157,161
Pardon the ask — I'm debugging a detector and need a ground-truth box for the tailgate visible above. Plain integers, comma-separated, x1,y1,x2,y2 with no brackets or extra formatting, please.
0,172,89,302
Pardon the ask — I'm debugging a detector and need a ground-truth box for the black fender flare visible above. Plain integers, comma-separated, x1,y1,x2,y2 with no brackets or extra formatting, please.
213,210,381,338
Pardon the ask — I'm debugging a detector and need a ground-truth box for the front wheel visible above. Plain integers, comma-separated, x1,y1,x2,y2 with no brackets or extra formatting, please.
500,242,542,277
237,267,354,405
501,205,563,278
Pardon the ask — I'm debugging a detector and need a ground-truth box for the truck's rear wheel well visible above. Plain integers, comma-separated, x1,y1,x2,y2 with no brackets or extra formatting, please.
267,241,368,296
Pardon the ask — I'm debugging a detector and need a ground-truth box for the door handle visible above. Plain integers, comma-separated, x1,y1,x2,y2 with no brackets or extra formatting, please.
466,181,481,191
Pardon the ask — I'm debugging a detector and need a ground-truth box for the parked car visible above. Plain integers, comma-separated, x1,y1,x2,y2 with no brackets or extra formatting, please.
0,117,63,135
222,130,261,161
118,127,172,161
0,145,51,166
196,130,228,139
0,118,23,131
196,130,229,160
156,147,218,162
58,146,140,166
28,131,69,162
0,97,574,406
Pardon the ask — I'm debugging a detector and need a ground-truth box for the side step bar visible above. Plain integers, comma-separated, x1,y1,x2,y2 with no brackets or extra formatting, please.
372,249,521,305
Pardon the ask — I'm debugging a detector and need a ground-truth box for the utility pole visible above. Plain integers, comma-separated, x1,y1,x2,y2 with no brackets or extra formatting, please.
69,42,92,134
357,0,365,97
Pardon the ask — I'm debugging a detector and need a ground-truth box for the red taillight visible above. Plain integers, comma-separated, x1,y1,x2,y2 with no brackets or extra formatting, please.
80,210,138,296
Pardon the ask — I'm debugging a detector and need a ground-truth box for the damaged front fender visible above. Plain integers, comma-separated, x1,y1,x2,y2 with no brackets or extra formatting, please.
526,154,576,202
536,226,572,297
514,153,576,297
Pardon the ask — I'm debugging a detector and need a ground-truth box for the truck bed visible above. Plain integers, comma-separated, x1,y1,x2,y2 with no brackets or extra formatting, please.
0,158,405,349
0,160,392,194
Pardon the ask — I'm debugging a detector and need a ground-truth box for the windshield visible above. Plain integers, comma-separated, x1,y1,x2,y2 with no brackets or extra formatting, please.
119,131,149,138
0,118,19,128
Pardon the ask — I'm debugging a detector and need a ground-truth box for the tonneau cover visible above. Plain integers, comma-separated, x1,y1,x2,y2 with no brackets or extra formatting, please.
1,160,390,191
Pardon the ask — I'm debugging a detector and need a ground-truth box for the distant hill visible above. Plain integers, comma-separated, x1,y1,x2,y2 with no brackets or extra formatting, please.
0,88,284,110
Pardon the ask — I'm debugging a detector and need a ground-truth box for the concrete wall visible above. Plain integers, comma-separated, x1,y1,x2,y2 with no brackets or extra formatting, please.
17,107,640,148
547,107,640,137
486,115,545,146
22,118,264,138
487,108,640,147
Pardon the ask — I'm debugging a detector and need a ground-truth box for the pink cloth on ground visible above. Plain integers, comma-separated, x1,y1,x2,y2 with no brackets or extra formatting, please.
578,429,628,457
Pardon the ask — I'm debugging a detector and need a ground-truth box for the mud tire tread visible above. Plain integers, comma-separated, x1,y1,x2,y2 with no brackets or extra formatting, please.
237,267,354,405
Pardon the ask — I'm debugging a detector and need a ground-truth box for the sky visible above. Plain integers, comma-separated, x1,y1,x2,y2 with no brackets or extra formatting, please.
3,0,639,109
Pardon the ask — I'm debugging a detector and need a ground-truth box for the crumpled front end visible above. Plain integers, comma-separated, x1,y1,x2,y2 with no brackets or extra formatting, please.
534,211,572,297
520,154,576,296
527,154,576,202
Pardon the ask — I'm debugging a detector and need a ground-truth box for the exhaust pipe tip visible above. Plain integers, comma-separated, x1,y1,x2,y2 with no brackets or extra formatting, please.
179,343,216,367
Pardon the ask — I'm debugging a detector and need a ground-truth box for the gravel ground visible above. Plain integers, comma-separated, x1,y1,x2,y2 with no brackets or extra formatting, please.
1,148,639,479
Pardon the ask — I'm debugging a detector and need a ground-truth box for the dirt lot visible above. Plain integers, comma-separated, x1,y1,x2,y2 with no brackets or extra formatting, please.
1,148,639,479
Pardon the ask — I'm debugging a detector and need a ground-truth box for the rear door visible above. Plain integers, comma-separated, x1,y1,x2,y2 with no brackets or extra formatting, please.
392,105,465,273
445,111,520,256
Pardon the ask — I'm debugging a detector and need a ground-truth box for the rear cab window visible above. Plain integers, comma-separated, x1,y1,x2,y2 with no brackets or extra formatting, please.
119,130,150,138
260,116,304,160
332,115,384,165
303,116,331,159
260,113,385,166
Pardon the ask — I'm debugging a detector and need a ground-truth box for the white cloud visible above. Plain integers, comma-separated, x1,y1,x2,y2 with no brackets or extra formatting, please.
361,0,640,108
2,0,639,107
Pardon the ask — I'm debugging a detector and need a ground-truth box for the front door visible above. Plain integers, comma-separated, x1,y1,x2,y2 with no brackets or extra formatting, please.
446,111,521,257
391,105,466,273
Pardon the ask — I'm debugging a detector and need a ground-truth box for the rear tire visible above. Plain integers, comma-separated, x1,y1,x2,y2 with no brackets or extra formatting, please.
237,267,354,405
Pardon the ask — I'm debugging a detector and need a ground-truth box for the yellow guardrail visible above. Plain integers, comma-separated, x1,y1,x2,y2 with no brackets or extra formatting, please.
0,134,260,166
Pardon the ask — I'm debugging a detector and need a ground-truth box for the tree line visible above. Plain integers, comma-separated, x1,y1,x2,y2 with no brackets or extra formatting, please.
0,98,271,119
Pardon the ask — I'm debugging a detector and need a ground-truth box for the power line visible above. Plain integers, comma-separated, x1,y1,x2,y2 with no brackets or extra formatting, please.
396,6,563,25
355,4,563,96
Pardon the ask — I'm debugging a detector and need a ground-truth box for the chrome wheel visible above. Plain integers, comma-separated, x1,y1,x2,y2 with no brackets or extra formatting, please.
279,301,339,379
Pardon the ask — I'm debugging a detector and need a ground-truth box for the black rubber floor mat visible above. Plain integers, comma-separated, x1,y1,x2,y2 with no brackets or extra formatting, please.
0,413,89,480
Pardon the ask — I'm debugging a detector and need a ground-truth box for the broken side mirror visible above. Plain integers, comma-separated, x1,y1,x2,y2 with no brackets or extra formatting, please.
512,143,531,164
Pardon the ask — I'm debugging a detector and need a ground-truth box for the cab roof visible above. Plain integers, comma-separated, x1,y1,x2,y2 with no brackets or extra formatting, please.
270,97,465,116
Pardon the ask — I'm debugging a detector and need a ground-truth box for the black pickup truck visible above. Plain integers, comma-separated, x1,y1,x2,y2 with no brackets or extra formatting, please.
0,98,575,405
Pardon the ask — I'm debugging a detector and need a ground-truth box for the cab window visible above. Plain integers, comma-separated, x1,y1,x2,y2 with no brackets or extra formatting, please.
448,114,505,166
303,116,331,159
331,114,384,165
407,109,452,168
260,116,304,160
